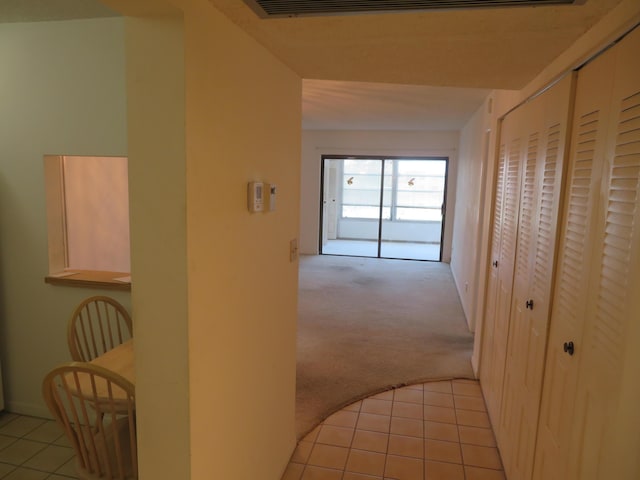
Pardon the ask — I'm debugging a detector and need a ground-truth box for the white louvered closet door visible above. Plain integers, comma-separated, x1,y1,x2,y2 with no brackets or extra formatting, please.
534,25,640,480
480,139,507,422
499,75,574,480
497,98,542,455
481,114,524,426
567,26,640,480
532,45,615,480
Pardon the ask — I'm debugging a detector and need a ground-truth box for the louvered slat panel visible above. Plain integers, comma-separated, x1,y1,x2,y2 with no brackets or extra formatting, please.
491,144,507,260
516,133,539,279
591,91,640,370
501,139,522,263
554,112,598,331
532,124,561,302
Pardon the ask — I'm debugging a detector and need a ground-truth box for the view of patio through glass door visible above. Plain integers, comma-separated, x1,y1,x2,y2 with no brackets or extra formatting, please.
320,156,447,261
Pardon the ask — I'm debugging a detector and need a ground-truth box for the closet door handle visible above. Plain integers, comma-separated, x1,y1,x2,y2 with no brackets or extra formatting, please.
563,341,575,356
525,299,534,310
492,260,499,268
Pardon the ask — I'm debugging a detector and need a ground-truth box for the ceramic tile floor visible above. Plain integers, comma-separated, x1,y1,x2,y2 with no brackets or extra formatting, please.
282,379,506,480
0,412,77,479
0,379,503,480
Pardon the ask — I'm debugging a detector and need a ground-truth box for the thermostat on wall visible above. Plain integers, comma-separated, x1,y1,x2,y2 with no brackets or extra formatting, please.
247,182,264,213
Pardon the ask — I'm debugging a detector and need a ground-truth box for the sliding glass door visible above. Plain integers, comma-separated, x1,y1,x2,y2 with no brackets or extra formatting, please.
320,156,447,261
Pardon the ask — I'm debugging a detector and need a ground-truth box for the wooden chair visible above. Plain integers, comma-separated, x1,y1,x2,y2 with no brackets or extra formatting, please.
42,362,137,480
68,296,133,362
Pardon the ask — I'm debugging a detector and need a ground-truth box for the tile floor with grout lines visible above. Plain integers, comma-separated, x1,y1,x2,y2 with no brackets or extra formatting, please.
0,378,504,479
0,412,77,479
281,379,506,480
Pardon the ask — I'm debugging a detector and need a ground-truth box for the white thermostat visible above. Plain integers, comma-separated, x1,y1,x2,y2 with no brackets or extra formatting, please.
247,182,264,213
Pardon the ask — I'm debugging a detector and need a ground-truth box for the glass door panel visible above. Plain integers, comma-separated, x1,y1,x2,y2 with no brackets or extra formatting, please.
380,159,446,261
320,158,382,257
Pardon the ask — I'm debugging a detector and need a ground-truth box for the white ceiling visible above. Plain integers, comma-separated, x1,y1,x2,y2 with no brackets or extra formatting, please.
303,80,491,130
1,0,624,131
207,0,622,129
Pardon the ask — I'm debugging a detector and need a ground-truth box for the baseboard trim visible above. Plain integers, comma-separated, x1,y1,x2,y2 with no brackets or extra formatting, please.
3,401,52,420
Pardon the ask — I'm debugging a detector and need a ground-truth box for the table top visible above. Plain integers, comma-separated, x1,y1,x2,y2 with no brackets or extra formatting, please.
64,340,135,407
91,339,135,385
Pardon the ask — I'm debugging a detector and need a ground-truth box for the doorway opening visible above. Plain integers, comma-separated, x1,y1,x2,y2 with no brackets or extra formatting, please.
319,155,448,261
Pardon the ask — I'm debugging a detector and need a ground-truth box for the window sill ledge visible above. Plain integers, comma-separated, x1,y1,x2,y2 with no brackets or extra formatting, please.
45,270,131,291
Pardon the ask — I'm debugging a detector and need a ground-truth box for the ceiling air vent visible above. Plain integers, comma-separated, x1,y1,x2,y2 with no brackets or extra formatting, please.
243,0,583,18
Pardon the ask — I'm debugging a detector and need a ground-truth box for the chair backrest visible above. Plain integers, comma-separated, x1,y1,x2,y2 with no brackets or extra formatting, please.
42,362,137,480
68,296,133,362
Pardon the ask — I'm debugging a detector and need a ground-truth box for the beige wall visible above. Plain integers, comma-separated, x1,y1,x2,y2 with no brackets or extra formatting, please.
300,130,460,262
119,0,301,478
125,14,191,479
183,1,300,478
0,18,130,415
450,99,491,331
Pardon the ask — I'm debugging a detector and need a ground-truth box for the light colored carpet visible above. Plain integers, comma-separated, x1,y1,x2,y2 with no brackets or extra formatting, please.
296,254,475,438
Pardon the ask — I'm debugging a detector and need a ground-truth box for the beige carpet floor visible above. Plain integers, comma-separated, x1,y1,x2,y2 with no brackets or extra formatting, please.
296,254,475,439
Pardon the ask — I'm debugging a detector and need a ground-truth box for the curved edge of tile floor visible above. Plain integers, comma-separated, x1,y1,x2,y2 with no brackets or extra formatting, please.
283,379,506,480
297,375,477,442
